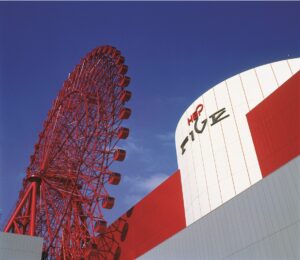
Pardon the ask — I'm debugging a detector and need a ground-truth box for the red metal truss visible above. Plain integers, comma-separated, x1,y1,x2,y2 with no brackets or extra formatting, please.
3,46,132,259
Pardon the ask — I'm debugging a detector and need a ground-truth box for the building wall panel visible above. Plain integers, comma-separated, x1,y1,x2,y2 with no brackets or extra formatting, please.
0,232,43,260
247,71,300,177
288,58,300,73
104,170,186,260
271,60,293,85
139,156,300,260
255,64,279,97
175,58,300,225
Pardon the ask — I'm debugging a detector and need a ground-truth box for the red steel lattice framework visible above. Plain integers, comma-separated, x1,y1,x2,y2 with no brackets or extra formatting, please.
3,46,132,259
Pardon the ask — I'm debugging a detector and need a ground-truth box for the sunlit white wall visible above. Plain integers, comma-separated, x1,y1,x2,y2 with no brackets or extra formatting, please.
175,58,300,225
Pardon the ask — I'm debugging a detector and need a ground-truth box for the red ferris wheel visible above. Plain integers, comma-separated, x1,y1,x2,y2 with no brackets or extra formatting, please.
3,46,132,258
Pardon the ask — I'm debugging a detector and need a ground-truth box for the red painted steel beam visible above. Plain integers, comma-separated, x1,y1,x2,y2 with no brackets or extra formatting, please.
4,183,34,233
3,46,132,258
29,181,38,236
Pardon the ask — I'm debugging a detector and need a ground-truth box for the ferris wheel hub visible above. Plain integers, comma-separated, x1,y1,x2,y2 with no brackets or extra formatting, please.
4,45,132,258
27,175,42,183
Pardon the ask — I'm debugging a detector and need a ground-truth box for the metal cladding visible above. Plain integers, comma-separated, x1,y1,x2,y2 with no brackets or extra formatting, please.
3,49,300,260
0,232,43,259
3,46,132,259
140,70,300,259
175,58,300,226
100,170,186,260
104,60,300,260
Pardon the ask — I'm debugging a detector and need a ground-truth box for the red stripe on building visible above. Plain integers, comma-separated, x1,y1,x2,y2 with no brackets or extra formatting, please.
247,71,300,177
106,170,186,259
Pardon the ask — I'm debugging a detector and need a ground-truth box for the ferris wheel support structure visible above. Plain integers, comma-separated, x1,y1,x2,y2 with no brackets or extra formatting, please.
3,46,132,259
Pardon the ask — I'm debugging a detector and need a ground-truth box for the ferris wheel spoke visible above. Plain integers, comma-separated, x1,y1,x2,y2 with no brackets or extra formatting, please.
5,46,131,258
40,183,54,243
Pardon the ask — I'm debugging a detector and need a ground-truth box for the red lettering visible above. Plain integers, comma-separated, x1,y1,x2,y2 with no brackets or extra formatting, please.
187,104,204,126
187,115,193,126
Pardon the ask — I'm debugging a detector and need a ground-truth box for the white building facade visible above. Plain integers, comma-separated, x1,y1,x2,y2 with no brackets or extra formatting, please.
175,58,300,225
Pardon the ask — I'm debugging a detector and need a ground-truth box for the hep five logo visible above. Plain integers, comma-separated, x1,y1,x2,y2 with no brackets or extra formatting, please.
187,104,204,126
180,105,230,155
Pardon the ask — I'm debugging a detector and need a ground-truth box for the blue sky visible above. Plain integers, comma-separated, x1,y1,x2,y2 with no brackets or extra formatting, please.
0,2,299,225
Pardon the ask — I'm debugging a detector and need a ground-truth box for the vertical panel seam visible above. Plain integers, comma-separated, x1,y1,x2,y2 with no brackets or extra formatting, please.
212,87,237,196
253,68,265,99
189,102,203,219
203,94,223,205
238,74,250,111
179,110,193,224
238,74,254,185
286,60,294,75
225,80,251,190
197,106,212,214
199,147,212,213
270,64,279,87
186,109,195,223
